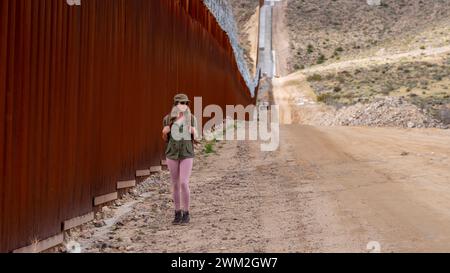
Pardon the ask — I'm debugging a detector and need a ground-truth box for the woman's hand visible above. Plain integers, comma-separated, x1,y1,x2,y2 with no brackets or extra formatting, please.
162,126,171,141
163,126,171,134
190,126,197,136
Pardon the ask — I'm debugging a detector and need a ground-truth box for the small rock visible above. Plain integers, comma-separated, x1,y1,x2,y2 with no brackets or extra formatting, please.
95,212,103,220
94,221,106,228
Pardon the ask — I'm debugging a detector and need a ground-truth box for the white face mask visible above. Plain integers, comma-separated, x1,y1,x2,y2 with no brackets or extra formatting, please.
177,104,188,112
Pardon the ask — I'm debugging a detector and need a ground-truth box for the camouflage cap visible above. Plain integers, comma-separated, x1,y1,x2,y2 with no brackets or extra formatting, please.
173,93,190,103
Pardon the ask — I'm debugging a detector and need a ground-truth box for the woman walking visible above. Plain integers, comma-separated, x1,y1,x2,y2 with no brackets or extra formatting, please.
162,94,198,225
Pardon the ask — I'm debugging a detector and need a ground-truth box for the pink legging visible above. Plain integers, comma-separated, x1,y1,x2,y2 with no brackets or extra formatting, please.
167,158,194,211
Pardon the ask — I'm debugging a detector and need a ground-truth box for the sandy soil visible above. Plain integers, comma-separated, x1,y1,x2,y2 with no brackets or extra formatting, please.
58,139,319,253
59,123,450,253
272,0,290,77
272,71,329,125
282,125,450,252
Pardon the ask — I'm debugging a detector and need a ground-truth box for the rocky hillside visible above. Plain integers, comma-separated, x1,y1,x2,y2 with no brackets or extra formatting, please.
305,55,450,124
311,97,447,129
284,0,450,126
228,0,259,27
228,0,259,75
287,0,450,70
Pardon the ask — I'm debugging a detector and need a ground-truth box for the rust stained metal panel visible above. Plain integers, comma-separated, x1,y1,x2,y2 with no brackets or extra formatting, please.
0,0,257,252
0,0,8,251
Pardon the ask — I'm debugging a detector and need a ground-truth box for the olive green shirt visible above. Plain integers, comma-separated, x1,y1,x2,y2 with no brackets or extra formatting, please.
163,114,198,160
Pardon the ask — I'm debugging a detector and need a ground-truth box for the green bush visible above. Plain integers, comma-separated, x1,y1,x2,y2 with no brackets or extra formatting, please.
333,86,342,92
293,63,305,70
204,142,215,154
317,54,326,64
316,92,335,103
307,74,322,81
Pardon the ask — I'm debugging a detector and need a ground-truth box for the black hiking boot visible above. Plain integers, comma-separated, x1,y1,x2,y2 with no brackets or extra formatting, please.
172,210,183,225
181,211,190,225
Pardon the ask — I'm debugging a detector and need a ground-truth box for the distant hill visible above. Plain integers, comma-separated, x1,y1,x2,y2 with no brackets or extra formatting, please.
286,0,450,69
228,0,259,75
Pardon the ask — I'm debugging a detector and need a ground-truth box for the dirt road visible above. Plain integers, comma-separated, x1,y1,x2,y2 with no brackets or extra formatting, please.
272,0,290,77
64,122,450,253
266,0,450,251
62,69,450,253
280,125,450,252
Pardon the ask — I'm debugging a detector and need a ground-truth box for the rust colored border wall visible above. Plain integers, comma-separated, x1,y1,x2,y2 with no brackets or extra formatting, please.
0,0,257,252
